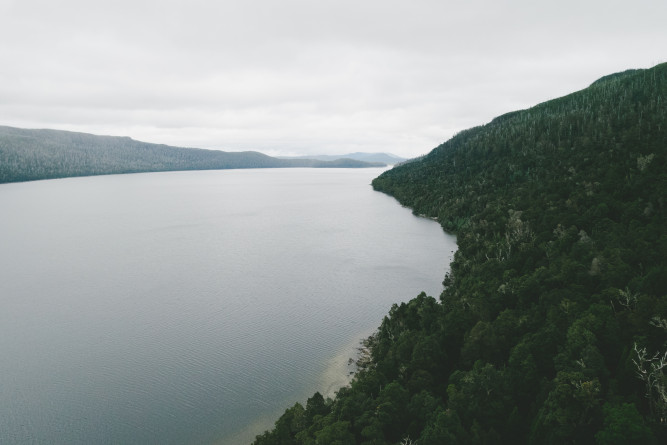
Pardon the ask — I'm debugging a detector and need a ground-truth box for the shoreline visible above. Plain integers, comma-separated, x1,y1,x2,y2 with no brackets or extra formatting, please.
318,328,375,399
216,329,375,445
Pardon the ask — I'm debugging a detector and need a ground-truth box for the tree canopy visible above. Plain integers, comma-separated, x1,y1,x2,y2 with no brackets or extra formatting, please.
255,63,667,444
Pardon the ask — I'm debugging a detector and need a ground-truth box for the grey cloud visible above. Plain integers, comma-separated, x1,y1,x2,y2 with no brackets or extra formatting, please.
1,0,666,158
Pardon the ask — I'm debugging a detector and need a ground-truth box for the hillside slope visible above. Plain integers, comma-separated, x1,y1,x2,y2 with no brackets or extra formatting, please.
0,126,384,184
254,63,666,444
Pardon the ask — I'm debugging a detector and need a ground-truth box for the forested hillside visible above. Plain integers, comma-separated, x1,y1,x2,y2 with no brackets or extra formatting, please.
253,63,666,444
0,126,383,184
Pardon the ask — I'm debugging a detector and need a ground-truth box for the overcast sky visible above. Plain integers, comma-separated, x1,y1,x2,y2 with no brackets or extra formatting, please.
1,0,665,158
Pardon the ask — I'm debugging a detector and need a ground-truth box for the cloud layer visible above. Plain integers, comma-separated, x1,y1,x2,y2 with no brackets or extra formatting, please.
1,0,665,157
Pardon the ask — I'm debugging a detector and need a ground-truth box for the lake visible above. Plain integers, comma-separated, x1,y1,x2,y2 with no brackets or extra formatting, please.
0,168,456,444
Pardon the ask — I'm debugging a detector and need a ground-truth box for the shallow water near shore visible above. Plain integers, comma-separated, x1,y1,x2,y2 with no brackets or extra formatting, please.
0,168,456,444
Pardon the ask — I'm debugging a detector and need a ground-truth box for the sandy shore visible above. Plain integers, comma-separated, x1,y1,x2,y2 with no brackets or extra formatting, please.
217,329,375,444
318,328,374,399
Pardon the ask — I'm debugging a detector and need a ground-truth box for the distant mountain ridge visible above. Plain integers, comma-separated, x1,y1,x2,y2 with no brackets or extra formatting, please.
279,152,406,164
0,126,385,184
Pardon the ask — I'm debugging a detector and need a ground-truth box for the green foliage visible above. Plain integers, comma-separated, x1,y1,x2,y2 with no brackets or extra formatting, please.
595,402,654,444
530,371,603,443
254,63,667,444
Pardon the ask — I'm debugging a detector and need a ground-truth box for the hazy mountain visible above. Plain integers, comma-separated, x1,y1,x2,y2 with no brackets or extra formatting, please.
0,126,385,184
278,152,406,164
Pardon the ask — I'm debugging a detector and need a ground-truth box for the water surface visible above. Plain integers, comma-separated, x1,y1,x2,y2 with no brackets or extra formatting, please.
0,168,456,444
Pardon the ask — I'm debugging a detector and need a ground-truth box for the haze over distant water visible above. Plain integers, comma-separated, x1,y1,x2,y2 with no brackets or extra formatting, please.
278,153,407,165
0,168,455,444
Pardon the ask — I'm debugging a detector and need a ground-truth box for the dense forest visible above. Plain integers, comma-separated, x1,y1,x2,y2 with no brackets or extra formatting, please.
0,126,384,184
253,63,666,444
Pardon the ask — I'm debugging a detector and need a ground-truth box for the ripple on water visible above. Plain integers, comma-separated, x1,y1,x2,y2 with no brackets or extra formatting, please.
0,169,456,445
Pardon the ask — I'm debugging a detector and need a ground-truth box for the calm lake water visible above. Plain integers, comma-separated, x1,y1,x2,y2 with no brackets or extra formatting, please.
0,168,456,444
